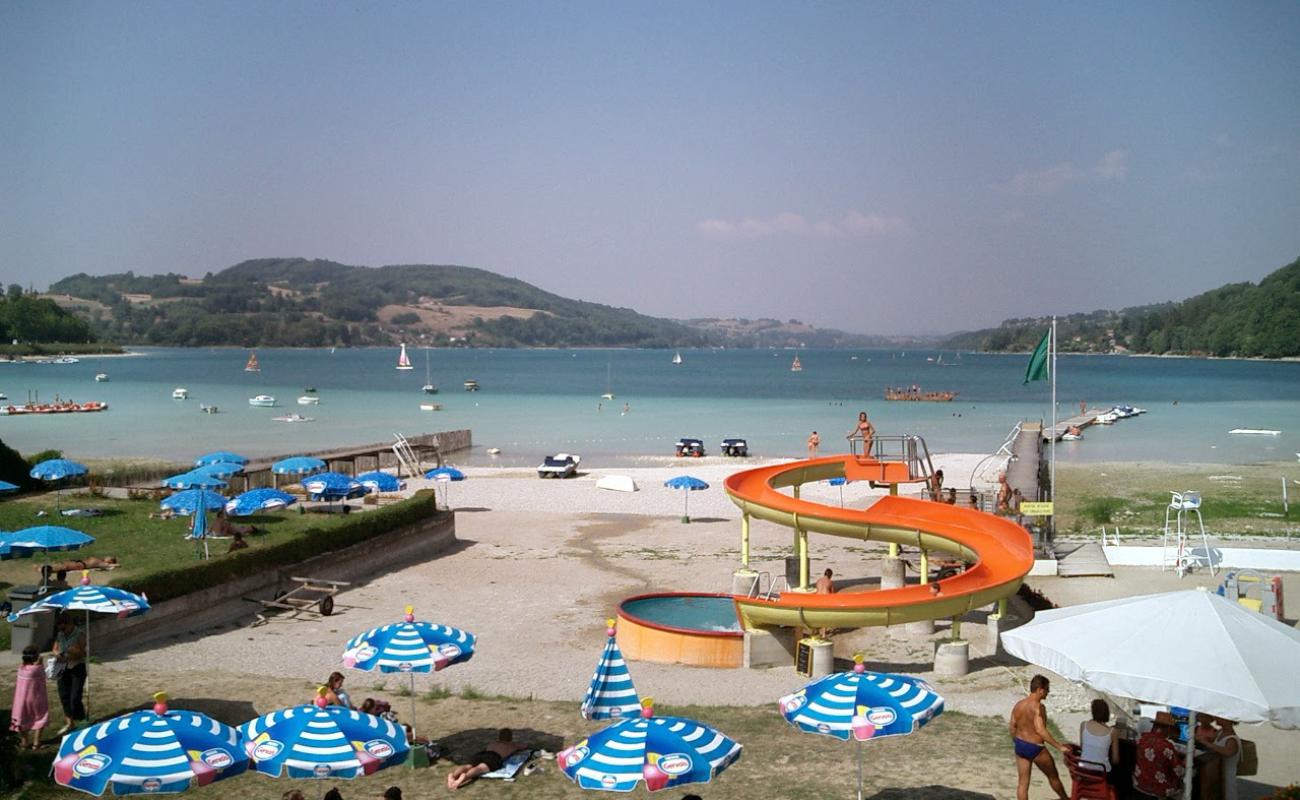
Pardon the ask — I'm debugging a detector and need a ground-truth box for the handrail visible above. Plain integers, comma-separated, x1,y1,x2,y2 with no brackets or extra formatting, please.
765,574,788,601
847,434,934,483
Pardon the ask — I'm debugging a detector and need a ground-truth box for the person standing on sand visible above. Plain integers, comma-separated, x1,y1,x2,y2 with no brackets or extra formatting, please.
847,411,875,456
807,431,820,457
1009,674,1071,800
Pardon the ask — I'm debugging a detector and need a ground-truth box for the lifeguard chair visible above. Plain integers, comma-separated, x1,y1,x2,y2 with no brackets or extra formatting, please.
1163,490,1215,577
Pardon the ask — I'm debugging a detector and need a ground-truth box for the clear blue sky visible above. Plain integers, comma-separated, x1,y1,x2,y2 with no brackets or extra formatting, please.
3,1,1298,334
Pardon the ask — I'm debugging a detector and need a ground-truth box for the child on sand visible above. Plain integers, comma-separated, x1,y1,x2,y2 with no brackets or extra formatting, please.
10,646,49,749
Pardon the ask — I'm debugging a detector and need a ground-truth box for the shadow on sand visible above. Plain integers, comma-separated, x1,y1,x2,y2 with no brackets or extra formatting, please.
867,787,996,800
437,726,566,766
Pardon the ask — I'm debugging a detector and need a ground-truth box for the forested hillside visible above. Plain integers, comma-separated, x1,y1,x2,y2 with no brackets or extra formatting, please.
941,256,1300,358
0,284,97,345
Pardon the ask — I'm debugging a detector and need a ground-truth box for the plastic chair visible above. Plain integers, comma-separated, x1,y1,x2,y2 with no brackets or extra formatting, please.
1065,749,1116,800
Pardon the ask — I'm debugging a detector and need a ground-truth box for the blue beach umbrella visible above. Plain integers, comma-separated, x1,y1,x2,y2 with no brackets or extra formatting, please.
226,488,296,516
356,471,402,493
342,605,476,734
272,456,326,476
194,462,244,479
161,489,228,516
240,694,409,780
0,525,94,556
53,693,247,796
559,701,742,793
424,466,465,508
161,471,227,490
194,451,248,467
778,656,945,800
302,472,367,501
581,619,641,721
0,479,19,493
827,476,852,507
664,475,709,523
31,458,89,510
8,574,150,718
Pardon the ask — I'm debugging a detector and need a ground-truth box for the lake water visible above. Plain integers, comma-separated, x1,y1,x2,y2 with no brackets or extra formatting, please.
2,347,1297,468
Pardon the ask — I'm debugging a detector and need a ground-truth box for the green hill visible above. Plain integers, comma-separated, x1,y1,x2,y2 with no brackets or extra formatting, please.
940,256,1300,358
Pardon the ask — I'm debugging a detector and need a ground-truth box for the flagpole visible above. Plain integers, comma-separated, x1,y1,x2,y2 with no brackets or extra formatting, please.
1050,316,1057,539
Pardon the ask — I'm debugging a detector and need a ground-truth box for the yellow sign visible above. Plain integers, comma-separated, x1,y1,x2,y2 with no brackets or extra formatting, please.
1019,501,1054,516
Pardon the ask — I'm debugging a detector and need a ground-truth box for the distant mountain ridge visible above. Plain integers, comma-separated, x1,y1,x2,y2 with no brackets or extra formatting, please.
45,258,921,349
939,255,1300,359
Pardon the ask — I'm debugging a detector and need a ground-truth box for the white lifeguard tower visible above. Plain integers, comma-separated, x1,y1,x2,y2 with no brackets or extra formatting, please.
1163,490,1215,577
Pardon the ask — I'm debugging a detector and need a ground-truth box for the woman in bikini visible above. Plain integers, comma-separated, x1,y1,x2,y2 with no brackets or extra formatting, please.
846,411,875,456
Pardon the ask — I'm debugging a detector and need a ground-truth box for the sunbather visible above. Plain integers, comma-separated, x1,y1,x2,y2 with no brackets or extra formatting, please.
446,729,527,790
39,556,118,577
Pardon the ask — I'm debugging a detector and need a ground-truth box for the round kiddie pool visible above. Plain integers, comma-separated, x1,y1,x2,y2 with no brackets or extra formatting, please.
617,592,744,669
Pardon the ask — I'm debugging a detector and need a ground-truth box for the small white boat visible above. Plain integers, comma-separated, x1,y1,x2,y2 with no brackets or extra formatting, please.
672,352,683,365
200,404,218,414
1229,428,1281,436
486,447,501,455
94,372,109,382
396,343,413,370
272,413,314,423
172,387,189,400
421,350,437,394
596,474,637,492
538,453,580,479
0,392,8,401
1061,431,1083,441
419,402,442,411
1094,412,1119,425
464,380,480,392
297,395,320,405
249,395,276,407
52,356,79,364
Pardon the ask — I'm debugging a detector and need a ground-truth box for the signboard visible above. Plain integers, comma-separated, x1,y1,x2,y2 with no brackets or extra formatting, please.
1019,501,1054,516
795,640,814,677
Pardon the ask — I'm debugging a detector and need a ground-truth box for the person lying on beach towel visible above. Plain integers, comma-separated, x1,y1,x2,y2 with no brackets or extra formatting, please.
446,728,529,789
60,508,103,517
39,557,119,577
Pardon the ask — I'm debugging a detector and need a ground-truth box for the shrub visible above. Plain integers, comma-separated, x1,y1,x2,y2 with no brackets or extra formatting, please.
1079,496,1125,525
0,437,34,490
391,312,421,325
122,490,439,603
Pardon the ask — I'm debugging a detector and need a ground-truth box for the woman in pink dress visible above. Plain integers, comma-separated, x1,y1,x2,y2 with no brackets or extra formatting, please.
10,646,50,749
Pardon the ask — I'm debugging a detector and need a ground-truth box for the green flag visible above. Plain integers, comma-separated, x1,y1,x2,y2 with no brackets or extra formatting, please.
1023,328,1050,383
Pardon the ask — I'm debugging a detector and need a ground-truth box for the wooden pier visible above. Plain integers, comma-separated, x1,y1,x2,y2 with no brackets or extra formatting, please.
1005,422,1043,501
1042,407,1111,442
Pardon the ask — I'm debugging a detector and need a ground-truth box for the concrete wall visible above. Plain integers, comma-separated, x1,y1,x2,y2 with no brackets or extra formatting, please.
94,511,459,654
1103,545,1300,572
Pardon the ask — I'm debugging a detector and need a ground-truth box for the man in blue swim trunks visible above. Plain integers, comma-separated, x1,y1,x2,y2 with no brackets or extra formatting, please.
1009,674,1071,800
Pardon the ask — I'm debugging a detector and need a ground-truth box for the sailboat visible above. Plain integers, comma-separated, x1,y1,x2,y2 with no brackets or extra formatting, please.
601,359,615,400
421,350,438,394
396,343,413,371
672,351,683,365
790,355,802,372
244,352,260,372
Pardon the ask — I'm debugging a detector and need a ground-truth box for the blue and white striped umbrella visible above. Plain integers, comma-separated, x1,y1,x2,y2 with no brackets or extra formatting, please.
194,462,244,479
778,658,944,800
161,471,227,490
356,471,402,493
271,456,326,476
240,698,408,780
581,619,640,720
31,458,89,481
161,489,228,516
53,696,247,796
7,580,149,623
194,451,248,467
226,488,296,516
302,472,368,501
423,466,465,481
0,525,94,556
559,704,742,793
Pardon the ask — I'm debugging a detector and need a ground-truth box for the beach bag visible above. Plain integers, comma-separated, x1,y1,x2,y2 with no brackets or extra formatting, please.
1237,738,1257,777
45,656,65,680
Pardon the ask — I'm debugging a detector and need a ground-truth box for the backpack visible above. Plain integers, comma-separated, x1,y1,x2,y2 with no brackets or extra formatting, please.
1236,738,1257,777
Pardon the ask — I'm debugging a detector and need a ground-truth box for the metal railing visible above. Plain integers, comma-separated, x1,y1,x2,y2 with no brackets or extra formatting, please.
848,433,935,483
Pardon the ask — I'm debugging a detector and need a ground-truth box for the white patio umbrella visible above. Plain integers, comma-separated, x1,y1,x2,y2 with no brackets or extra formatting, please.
1001,589,1300,800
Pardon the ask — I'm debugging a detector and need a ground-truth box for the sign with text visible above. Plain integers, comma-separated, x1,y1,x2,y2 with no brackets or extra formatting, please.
1018,501,1054,516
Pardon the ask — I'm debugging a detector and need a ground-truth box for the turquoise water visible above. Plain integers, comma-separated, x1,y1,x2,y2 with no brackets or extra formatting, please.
1,347,1297,466
620,594,742,633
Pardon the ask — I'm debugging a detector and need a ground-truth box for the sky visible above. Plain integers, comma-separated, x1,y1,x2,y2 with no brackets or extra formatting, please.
3,2,1299,335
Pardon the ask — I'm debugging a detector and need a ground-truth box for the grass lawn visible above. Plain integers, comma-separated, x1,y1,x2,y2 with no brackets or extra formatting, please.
1055,460,1299,537
1,665,1022,800
0,491,427,650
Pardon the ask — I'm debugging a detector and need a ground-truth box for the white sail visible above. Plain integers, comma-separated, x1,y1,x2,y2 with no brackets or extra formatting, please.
396,343,413,370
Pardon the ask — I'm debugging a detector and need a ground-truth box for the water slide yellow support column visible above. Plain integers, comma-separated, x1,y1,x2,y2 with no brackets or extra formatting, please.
996,597,1008,620
741,513,751,567
920,548,929,584
799,528,809,591
888,483,900,557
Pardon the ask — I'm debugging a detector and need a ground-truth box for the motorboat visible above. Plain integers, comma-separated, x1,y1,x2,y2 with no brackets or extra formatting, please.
1229,429,1281,436
200,404,219,414
172,387,189,400
538,453,580,479
248,395,276,407
720,438,749,457
463,379,480,392
1094,411,1120,425
675,437,705,457
297,395,321,405
419,402,442,411
94,372,109,382
396,343,413,370
272,413,314,423
52,356,79,364
486,447,501,455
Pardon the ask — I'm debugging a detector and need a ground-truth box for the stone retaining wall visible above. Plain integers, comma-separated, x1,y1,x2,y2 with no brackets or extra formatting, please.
94,511,458,653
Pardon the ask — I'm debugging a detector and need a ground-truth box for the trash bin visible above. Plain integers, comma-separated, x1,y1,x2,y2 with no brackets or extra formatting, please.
8,585,60,654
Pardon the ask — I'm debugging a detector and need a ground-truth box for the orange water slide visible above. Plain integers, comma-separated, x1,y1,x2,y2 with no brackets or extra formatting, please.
723,455,1034,630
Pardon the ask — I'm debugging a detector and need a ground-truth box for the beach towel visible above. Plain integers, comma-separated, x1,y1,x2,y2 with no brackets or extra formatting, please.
10,664,50,732
60,508,103,517
481,749,533,780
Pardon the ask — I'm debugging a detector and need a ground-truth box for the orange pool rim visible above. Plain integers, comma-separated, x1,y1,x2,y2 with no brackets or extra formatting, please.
616,592,744,669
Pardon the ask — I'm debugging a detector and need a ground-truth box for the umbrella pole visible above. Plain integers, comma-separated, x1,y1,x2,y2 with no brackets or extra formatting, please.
857,739,863,800
1183,710,1196,800
84,609,91,720
409,673,417,738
